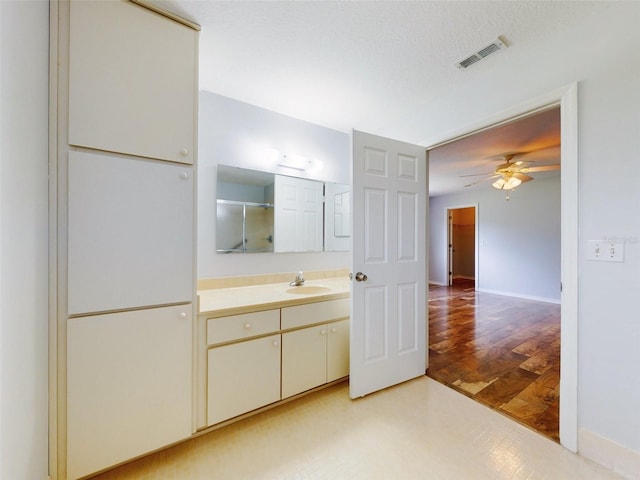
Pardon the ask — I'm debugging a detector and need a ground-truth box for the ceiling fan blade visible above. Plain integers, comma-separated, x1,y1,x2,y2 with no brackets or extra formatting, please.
513,173,534,183
459,172,495,177
521,164,560,173
464,174,501,187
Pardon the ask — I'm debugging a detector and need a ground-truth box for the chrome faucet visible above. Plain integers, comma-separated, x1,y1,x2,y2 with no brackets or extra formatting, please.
289,271,305,286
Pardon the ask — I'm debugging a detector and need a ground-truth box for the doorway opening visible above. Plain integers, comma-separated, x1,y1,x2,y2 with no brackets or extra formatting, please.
426,102,565,443
447,206,477,288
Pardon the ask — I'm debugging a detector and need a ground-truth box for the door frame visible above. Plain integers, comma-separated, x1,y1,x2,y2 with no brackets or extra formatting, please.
425,83,578,452
445,204,478,289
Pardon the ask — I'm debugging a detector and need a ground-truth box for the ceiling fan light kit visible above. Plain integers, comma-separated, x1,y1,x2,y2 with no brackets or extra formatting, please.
462,151,560,197
492,175,521,190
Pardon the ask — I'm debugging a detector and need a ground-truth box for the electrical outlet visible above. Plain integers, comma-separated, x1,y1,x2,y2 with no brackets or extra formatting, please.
586,240,624,262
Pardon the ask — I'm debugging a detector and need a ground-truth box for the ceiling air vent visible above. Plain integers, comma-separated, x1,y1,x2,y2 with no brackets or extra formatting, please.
456,37,507,69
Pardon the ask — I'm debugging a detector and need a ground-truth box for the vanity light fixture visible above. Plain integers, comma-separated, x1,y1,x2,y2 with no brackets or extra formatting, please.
278,154,312,171
269,148,313,171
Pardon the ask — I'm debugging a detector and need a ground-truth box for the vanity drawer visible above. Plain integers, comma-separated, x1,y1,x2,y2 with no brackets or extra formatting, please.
207,309,280,345
281,298,350,330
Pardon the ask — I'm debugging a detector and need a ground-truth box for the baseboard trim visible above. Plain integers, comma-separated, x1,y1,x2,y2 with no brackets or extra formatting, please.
428,280,448,287
452,275,475,281
579,428,640,480
475,288,560,304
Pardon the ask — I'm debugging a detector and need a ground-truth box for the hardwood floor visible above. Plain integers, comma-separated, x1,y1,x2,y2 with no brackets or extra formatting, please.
427,279,560,441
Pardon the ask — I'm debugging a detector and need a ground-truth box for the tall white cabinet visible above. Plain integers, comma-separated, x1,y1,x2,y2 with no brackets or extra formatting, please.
67,0,196,164
51,2,199,479
67,306,192,480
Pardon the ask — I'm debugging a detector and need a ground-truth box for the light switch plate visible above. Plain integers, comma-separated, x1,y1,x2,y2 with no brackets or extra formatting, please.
586,240,624,262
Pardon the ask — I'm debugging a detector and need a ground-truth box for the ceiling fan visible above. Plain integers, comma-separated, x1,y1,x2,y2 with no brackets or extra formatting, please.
462,153,560,191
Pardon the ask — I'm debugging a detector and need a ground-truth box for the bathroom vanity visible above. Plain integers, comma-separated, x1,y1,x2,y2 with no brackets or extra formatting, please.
196,271,350,429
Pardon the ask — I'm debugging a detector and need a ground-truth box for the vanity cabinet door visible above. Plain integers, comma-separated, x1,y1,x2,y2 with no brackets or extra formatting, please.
282,319,350,399
207,335,281,426
67,151,194,315
327,319,350,382
67,305,192,480
68,0,197,164
282,325,328,398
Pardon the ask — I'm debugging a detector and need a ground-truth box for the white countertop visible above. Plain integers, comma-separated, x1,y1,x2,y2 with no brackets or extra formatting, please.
197,277,351,317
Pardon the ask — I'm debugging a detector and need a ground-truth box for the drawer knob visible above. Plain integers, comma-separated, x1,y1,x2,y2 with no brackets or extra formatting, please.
179,312,187,319
320,329,327,335
180,148,189,157
244,323,252,330
272,339,280,347
331,327,337,333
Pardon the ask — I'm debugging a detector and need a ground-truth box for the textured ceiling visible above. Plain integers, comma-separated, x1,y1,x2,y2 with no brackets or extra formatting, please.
158,1,610,130
153,1,615,193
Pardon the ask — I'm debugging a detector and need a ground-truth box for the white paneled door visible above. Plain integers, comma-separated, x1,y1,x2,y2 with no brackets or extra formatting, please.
274,175,324,252
350,130,427,398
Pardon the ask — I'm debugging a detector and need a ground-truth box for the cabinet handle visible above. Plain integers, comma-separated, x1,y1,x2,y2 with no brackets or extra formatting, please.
180,172,189,180
331,327,337,333
244,323,251,330
179,312,187,319
272,339,280,347
180,148,189,157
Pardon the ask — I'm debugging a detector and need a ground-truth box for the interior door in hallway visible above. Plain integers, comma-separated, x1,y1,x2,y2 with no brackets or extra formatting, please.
350,130,427,398
448,206,476,285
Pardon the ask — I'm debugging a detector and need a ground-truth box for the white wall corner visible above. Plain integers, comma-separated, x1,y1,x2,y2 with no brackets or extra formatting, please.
475,288,561,305
579,428,640,480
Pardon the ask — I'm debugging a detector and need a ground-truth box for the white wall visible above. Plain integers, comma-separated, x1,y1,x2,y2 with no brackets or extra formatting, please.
430,176,561,302
392,3,640,464
198,91,351,278
0,1,49,479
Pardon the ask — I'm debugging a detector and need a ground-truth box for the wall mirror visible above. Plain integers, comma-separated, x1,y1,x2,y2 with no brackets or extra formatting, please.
216,165,350,253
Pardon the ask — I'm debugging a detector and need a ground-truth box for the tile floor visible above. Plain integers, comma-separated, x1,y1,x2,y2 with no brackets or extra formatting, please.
92,377,621,480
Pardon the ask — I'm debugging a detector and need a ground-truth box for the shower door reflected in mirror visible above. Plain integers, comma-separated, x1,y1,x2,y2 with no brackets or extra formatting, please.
216,166,274,253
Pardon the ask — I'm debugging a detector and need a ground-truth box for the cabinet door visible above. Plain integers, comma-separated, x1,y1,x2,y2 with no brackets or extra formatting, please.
67,151,194,315
327,319,350,382
68,0,196,164
208,335,281,426
67,305,192,480
282,325,327,398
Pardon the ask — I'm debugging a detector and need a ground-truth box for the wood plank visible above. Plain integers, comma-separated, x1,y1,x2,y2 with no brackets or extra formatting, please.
427,280,560,441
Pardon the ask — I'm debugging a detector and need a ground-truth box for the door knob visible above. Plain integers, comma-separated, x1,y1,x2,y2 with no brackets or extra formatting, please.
355,272,368,282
